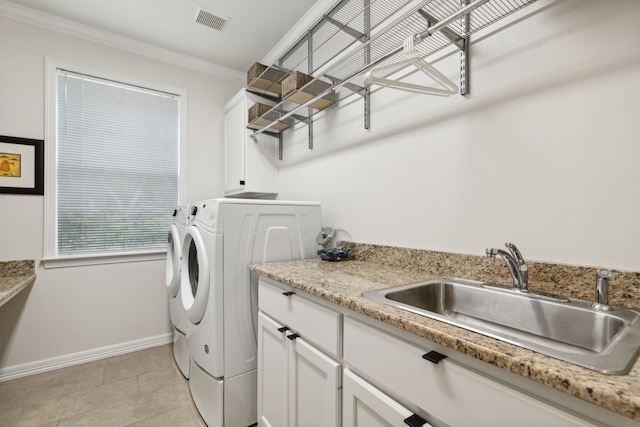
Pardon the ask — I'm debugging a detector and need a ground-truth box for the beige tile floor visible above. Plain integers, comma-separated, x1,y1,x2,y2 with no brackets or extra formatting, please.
0,344,207,427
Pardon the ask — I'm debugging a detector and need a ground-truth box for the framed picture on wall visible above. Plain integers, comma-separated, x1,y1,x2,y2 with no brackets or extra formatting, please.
0,135,44,195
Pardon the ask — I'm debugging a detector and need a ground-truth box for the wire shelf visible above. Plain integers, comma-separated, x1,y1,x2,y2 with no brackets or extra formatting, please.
247,0,537,138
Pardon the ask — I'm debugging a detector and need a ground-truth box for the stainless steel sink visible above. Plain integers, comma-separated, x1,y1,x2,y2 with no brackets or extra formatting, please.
363,277,640,374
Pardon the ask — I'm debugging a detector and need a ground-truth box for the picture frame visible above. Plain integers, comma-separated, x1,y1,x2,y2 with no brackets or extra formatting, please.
0,135,44,195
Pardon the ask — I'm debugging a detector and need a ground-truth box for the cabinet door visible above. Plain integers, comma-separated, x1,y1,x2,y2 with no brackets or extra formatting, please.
243,127,278,195
258,312,289,427
223,91,246,195
290,336,341,427
343,369,424,427
223,90,277,197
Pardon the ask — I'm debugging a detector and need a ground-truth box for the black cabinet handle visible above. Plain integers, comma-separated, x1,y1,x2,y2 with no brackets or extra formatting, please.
422,351,447,364
404,413,428,427
282,291,295,296
286,333,300,341
277,326,289,333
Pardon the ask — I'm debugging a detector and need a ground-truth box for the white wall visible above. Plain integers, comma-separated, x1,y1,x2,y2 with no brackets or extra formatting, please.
1,0,639,377
276,0,640,271
0,16,242,375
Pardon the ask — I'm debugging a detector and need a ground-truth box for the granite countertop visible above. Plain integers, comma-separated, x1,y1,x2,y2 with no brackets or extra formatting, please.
0,260,36,307
250,244,640,423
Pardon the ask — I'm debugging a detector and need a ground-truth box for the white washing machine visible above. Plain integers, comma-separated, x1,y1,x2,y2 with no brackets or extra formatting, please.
166,204,191,378
181,198,321,427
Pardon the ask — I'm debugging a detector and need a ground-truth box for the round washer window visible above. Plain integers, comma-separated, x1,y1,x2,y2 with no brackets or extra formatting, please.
188,239,199,298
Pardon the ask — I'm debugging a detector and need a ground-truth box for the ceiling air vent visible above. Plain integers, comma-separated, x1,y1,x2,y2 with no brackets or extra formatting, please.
194,6,231,32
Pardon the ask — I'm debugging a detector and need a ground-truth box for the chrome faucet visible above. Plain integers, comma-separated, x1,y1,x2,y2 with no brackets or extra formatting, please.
591,269,613,311
486,242,529,292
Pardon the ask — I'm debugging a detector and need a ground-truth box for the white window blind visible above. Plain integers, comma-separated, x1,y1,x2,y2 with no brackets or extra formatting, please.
56,69,179,255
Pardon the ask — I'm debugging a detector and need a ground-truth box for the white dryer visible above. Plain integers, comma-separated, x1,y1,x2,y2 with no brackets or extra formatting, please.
166,204,191,378
181,198,321,427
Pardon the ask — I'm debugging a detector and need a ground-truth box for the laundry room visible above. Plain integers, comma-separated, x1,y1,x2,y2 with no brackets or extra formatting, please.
1,0,639,426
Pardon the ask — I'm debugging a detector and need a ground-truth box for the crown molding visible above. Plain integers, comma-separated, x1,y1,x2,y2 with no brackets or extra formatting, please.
0,0,245,82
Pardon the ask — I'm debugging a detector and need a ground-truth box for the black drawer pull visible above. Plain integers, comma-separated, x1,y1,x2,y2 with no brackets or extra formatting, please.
277,326,289,333
286,333,300,341
404,413,428,427
422,351,447,364
282,291,295,296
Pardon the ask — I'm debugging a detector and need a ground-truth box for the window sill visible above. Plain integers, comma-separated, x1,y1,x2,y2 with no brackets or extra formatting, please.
42,250,167,269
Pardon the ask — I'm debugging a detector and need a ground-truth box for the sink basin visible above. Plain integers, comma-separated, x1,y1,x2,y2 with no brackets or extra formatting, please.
363,277,640,374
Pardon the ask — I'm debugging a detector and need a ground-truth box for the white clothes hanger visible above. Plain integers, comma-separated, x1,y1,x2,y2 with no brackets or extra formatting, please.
365,35,458,96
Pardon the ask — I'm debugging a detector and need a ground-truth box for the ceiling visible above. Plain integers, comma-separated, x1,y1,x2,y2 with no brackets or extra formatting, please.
3,0,319,75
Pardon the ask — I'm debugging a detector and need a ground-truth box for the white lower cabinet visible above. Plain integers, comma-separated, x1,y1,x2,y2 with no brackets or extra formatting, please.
258,278,611,427
257,288,341,427
257,312,341,427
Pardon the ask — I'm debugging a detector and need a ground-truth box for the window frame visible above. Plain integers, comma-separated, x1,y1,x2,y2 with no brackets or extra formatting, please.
43,57,188,268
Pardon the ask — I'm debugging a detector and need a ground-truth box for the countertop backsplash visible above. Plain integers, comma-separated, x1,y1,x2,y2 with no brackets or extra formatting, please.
340,242,640,311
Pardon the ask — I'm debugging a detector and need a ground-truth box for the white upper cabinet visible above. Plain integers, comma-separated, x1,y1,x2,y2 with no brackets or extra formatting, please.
223,89,277,198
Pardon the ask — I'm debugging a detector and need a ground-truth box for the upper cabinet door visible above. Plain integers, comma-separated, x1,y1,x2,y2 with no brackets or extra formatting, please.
223,90,247,196
223,89,277,198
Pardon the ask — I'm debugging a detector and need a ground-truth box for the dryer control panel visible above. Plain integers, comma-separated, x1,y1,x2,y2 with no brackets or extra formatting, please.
193,200,219,229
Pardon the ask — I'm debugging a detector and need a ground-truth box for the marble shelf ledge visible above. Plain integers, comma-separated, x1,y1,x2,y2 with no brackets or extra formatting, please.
0,260,36,307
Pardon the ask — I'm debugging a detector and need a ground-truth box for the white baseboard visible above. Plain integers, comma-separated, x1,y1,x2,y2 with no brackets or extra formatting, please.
0,332,174,382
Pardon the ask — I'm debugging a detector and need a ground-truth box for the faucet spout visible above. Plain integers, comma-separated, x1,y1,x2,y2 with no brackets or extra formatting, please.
592,269,613,311
486,243,529,292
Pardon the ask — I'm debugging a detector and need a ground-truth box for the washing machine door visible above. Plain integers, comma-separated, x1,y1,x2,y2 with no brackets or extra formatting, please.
165,223,181,297
181,224,210,324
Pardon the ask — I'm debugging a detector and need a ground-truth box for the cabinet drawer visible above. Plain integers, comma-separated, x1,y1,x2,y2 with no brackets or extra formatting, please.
259,279,340,356
343,317,595,427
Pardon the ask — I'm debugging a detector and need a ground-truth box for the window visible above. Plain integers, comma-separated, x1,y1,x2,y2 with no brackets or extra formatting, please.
45,59,186,266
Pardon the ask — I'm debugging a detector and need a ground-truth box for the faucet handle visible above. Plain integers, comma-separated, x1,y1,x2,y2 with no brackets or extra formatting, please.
505,242,525,266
